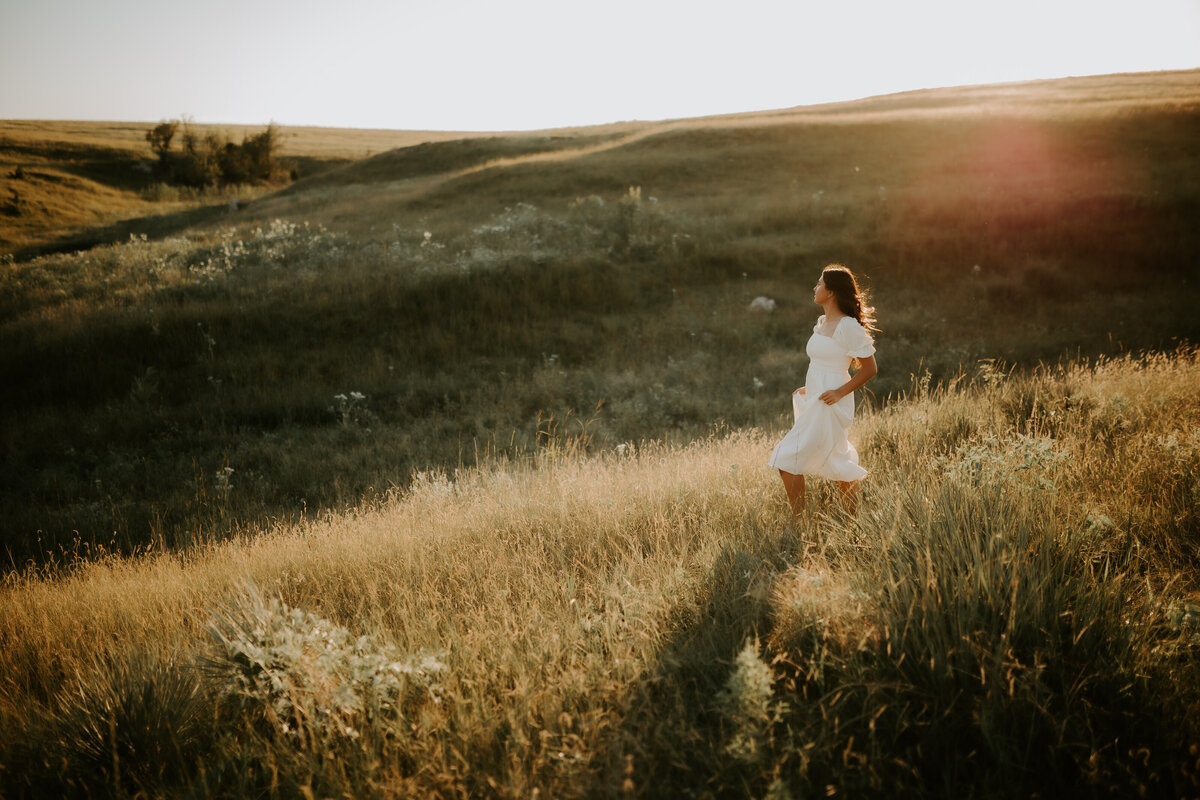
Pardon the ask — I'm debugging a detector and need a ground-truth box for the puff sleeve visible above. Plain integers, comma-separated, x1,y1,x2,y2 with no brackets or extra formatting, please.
834,317,875,359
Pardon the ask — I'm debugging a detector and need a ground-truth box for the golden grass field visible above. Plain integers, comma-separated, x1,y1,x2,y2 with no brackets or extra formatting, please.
1,69,1199,797
3,351,1198,798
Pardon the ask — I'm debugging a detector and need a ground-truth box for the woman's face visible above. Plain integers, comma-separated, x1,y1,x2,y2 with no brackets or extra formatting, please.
814,276,833,305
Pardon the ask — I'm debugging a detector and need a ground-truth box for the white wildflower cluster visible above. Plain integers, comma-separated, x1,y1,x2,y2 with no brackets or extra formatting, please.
203,586,447,743
716,639,788,764
942,433,1066,492
214,466,234,497
253,218,340,267
330,390,376,430
1157,428,1200,470
1166,599,1200,645
408,469,458,502
117,234,194,287
31,232,196,293
472,202,543,236
8,190,692,303
188,219,343,284
1155,427,1200,514
190,228,248,282
385,189,684,277
384,225,468,273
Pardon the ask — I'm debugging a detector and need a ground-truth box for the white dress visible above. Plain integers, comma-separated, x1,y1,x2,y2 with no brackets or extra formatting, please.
767,315,876,481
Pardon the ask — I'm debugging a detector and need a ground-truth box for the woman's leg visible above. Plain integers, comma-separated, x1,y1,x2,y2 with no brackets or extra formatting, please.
778,470,805,519
836,480,858,515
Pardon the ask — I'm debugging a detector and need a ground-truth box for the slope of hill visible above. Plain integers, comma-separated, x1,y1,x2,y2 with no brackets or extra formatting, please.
1,69,1198,567
5,70,1198,257
210,69,1198,233
0,136,155,252
1,68,1199,798
1,349,1197,797
0,120,525,255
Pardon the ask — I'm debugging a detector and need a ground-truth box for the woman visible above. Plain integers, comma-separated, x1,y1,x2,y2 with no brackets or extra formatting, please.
768,264,878,517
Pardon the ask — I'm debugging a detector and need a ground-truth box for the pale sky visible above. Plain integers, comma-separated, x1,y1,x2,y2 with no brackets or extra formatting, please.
1,0,1197,131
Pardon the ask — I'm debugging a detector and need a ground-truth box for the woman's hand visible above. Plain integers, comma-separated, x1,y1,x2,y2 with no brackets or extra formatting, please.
818,356,877,406
792,387,806,396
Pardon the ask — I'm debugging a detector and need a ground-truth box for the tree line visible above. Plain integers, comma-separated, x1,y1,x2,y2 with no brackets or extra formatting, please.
145,119,280,187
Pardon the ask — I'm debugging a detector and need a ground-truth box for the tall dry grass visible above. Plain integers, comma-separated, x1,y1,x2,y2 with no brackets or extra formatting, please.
1,348,1197,797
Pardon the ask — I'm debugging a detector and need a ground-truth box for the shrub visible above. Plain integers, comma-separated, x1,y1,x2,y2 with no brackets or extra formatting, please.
145,120,178,162
12,649,211,797
175,127,222,188
152,120,281,188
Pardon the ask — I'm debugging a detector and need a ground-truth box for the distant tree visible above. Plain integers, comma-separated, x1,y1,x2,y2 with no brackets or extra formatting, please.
145,121,179,161
218,140,250,184
241,123,280,181
175,124,223,188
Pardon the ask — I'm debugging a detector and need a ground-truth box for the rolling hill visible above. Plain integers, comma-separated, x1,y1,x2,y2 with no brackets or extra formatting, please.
1,69,1198,561
1,69,1199,800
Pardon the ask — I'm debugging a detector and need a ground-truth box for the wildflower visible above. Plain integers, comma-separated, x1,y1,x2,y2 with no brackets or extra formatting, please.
215,467,234,495
717,639,786,763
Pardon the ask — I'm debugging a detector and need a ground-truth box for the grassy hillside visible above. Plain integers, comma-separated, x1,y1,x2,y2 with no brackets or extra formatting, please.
1,69,1198,798
1,349,1197,797
3,71,1199,567
0,119,605,256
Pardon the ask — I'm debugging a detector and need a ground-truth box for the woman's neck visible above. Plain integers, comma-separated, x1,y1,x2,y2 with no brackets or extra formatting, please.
821,300,845,319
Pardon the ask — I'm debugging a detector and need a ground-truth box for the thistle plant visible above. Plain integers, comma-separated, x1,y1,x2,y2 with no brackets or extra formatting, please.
330,390,376,429
202,586,447,745
942,432,1066,491
214,466,234,498
716,638,788,764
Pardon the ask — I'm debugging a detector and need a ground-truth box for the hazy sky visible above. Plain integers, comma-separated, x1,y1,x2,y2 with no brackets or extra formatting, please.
1,0,1197,131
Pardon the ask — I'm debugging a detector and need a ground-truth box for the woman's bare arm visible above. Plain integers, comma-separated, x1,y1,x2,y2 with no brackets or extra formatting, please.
818,356,877,405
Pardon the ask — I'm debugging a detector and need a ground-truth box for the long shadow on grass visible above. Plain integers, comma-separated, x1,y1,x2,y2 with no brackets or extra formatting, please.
11,203,231,262
601,523,797,798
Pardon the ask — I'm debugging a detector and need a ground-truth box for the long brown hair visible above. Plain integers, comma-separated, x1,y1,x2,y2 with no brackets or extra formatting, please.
822,264,877,333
